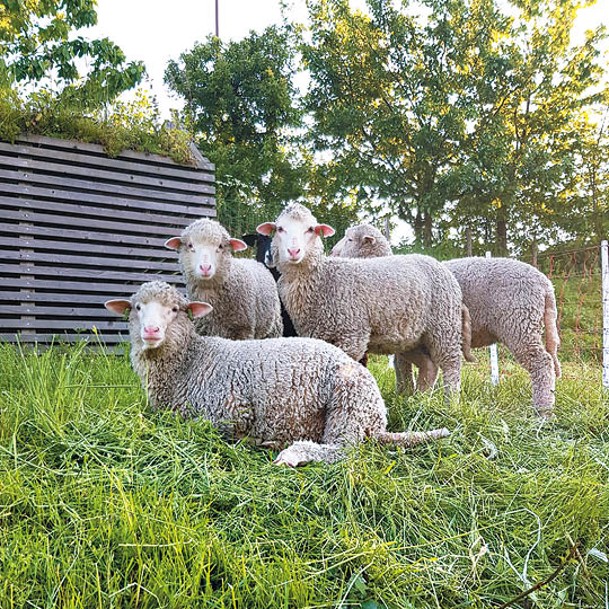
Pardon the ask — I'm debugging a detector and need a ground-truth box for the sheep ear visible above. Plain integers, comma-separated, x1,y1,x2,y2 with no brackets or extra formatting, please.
104,299,132,317
314,224,335,238
363,235,376,245
229,238,248,252
256,222,276,236
186,302,213,319
164,237,182,251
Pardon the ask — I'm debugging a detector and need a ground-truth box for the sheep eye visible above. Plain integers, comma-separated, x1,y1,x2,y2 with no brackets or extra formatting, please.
135,304,141,311
307,227,314,233
187,242,195,250
171,306,179,313
276,226,285,233
347,238,353,242
218,244,224,250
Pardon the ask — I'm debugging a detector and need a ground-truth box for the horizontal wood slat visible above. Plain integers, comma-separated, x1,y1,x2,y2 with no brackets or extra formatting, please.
0,236,177,259
0,180,215,214
0,167,215,201
0,135,215,345
0,276,184,294
0,140,214,181
18,134,215,172
0,207,199,237
0,156,213,195
1,198,206,233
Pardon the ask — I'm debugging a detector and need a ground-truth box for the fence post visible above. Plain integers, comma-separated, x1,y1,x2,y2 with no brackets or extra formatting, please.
602,240,609,389
486,251,500,386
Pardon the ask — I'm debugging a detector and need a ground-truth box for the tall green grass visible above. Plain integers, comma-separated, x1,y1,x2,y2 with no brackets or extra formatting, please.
1,343,608,608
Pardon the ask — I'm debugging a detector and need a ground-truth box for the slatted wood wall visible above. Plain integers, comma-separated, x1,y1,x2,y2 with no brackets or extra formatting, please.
0,134,215,345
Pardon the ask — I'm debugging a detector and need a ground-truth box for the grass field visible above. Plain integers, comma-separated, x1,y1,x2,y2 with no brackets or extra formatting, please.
1,342,608,609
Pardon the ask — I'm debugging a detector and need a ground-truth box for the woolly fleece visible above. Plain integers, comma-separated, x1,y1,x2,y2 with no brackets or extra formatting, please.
170,219,282,339
262,203,465,397
332,224,561,416
116,281,450,465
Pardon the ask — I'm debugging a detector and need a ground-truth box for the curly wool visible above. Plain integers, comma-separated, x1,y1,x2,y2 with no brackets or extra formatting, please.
332,225,561,415
125,281,449,465
331,224,392,258
176,219,282,339
269,204,465,397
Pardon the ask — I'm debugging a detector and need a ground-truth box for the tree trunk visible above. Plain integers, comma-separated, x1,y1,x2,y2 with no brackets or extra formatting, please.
495,206,508,256
413,209,424,247
531,240,538,268
465,226,473,257
423,211,433,249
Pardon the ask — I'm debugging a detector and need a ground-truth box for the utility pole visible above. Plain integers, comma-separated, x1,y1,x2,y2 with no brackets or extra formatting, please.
215,0,219,37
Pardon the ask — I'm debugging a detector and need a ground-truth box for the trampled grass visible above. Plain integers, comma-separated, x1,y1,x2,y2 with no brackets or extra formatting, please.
1,343,608,609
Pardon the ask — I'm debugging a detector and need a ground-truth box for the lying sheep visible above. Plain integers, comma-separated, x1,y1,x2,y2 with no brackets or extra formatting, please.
104,281,450,466
332,224,561,417
256,203,467,398
165,219,282,340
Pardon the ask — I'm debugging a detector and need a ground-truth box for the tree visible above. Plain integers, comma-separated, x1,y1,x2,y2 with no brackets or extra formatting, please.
0,0,144,106
303,0,479,248
302,0,609,253
165,26,308,234
443,0,609,254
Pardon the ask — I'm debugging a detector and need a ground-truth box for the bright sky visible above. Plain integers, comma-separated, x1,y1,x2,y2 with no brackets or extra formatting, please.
86,0,609,119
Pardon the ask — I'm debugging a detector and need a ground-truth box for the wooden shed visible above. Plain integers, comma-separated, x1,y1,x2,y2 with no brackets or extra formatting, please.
0,134,215,345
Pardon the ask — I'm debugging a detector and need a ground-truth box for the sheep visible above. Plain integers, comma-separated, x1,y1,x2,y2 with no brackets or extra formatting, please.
331,223,392,258
104,281,450,466
165,219,282,340
331,224,561,417
256,203,467,399
241,233,297,337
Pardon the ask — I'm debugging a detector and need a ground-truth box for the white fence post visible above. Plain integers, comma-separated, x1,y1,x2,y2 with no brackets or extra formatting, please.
486,251,500,386
602,240,609,389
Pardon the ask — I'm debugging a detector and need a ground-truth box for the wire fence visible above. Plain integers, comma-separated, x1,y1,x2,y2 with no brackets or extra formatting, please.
534,243,605,365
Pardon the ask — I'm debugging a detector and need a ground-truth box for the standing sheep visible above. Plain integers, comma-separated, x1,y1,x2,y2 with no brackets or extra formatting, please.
165,219,282,339
332,224,561,417
104,281,450,466
241,232,297,337
256,203,467,398
331,223,392,258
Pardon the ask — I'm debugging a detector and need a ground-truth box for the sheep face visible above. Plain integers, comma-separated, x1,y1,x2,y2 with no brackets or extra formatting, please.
105,282,212,350
331,224,391,258
257,204,335,266
165,220,247,282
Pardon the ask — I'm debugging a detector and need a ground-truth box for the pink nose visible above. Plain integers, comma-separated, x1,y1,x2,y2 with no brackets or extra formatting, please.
143,326,160,336
287,247,301,258
199,264,212,274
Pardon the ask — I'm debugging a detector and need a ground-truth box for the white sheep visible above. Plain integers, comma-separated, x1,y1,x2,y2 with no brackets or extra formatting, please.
331,224,561,417
165,219,282,339
104,281,450,466
256,203,467,398
331,223,392,258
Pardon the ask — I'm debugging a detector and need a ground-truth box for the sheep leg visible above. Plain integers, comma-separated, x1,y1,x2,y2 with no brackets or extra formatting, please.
426,342,462,400
394,350,439,394
394,352,415,394
375,428,450,446
508,340,556,418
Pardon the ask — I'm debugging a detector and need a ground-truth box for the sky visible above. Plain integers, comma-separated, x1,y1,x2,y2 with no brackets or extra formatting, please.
86,0,609,119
